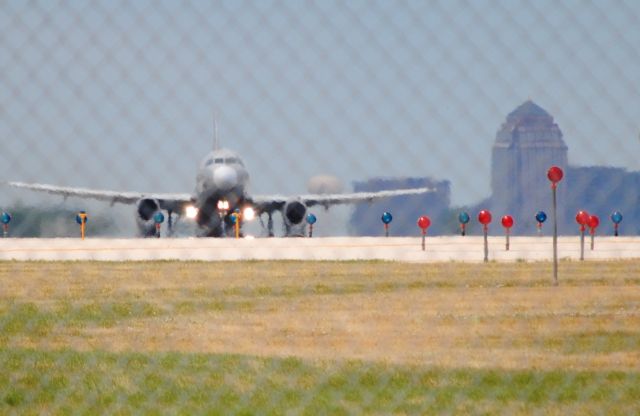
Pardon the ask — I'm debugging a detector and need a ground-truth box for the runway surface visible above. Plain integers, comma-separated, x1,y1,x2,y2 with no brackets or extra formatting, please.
0,236,638,262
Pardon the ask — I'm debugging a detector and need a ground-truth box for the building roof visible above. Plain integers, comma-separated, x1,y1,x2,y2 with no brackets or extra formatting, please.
506,100,552,123
495,100,565,146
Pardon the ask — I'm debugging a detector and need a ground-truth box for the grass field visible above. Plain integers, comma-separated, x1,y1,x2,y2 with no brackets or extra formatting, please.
1,260,639,414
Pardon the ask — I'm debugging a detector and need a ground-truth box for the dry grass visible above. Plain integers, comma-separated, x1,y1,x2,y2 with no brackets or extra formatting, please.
2,260,639,371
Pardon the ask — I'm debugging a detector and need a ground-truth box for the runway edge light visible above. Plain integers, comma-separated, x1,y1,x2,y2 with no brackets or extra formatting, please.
535,211,547,235
417,216,431,251
458,212,470,236
154,212,165,238
547,165,564,286
1,212,11,238
75,211,88,240
501,215,514,251
477,210,492,263
381,212,392,237
306,213,317,238
611,211,623,236
588,214,600,250
575,210,590,261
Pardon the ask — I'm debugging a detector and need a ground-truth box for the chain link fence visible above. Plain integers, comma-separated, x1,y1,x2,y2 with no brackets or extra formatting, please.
1,0,640,413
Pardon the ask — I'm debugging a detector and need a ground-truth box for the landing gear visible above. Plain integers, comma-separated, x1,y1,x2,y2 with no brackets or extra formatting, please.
267,212,274,237
258,212,275,237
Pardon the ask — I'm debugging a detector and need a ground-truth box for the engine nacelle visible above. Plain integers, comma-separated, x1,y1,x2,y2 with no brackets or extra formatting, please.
283,199,307,236
136,198,161,237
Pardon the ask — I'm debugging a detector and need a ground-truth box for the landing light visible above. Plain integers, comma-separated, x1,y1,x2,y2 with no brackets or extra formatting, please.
185,205,199,219
217,200,230,211
243,207,255,221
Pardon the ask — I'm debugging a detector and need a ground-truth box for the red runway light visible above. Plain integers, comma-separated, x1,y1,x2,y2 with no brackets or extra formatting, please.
575,210,590,226
588,215,600,230
501,215,514,229
547,166,564,184
478,210,492,225
417,216,431,230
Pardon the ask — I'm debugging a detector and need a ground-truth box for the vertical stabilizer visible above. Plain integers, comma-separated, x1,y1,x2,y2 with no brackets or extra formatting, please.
213,112,220,150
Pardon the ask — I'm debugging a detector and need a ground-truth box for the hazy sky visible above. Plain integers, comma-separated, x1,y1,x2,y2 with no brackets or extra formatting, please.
1,0,639,233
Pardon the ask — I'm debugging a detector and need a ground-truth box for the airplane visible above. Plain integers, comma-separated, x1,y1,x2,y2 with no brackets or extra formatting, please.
3,147,433,237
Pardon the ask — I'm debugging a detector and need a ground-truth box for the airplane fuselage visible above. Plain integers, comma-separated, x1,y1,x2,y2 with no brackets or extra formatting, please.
193,148,250,236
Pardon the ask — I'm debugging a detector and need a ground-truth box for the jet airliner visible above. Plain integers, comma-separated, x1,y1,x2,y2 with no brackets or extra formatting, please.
4,148,432,237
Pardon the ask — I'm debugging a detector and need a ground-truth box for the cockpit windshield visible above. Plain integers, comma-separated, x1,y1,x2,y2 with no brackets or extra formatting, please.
225,157,243,166
203,153,245,168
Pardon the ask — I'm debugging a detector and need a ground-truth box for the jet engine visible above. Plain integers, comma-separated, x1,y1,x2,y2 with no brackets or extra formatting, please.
136,198,161,237
283,199,307,236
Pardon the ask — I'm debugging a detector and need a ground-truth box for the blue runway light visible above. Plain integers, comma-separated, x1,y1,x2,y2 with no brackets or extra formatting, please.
535,211,547,223
306,213,317,225
458,212,470,224
611,211,623,224
154,212,165,224
1,212,11,224
381,212,393,224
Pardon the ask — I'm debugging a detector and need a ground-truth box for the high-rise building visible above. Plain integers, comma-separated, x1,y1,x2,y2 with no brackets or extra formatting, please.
491,100,569,232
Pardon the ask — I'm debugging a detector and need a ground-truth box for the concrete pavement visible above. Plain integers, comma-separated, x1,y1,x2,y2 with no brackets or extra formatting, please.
0,236,638,262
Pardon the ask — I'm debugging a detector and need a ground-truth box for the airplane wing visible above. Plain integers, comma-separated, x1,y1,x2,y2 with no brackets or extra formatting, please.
250,187,434,212
5,180,433,214
3,181,193,212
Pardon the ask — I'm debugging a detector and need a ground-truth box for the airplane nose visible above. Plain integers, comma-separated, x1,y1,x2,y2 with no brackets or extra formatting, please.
213,165,238,190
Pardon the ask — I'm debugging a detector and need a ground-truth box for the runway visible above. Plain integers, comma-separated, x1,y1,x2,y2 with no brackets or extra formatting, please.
0,236,638,262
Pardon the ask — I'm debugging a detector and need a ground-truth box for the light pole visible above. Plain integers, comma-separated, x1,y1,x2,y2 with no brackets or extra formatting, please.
75,211,88,240
547,166,563,286
417,216,431,251
1,212,11,238
501,215,514,251
478,210,492,262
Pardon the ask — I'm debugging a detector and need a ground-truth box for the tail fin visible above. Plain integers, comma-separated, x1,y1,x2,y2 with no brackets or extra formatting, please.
213,111,219,150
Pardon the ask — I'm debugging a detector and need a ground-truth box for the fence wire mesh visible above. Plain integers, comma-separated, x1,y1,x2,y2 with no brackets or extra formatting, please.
1,0,640,414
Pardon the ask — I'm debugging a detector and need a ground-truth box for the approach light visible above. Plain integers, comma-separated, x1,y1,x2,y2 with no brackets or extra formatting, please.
243,207,256,221
185,205,199,219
